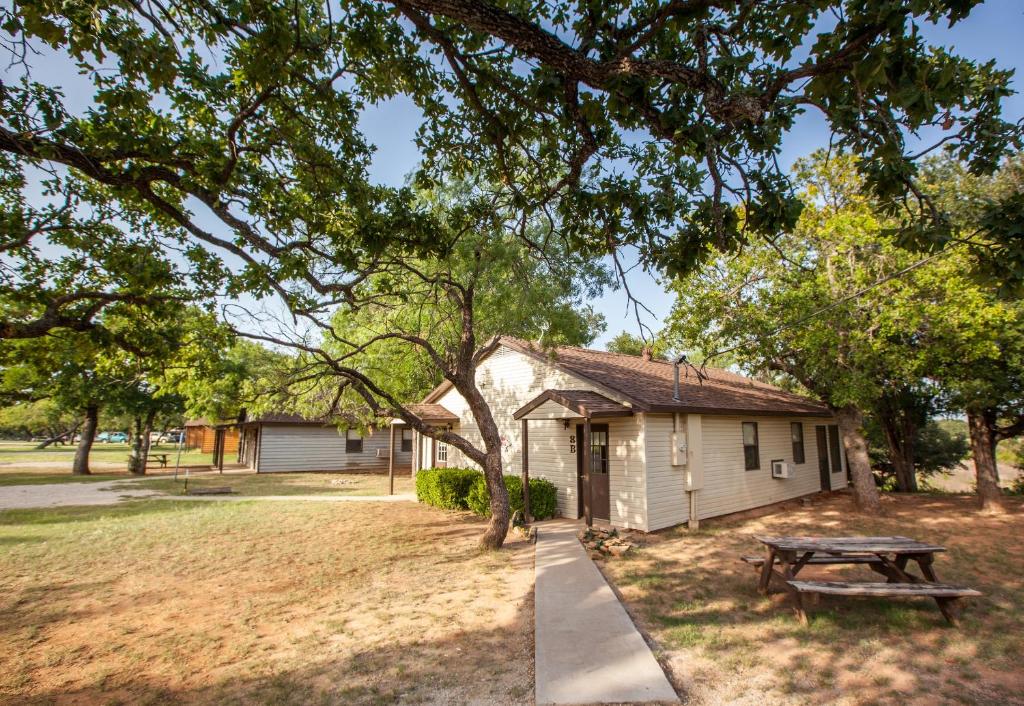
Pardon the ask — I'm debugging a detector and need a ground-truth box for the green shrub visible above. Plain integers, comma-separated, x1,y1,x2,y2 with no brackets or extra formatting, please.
466,474,558,520
415,467,482,510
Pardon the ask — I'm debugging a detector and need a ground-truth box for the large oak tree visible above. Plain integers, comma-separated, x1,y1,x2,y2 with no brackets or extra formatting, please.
0,0,1020,536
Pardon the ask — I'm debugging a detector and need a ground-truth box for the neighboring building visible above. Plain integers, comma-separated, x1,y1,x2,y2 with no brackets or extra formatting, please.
184,419,239,455
409,337,847,531
237,413,420,474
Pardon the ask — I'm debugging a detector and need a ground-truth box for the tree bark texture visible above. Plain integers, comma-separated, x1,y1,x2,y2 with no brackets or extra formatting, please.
72,405,98,475
128,417,144,474
833,405,883,513
127,410,157,475
967,409,1005,512
463,382,510,550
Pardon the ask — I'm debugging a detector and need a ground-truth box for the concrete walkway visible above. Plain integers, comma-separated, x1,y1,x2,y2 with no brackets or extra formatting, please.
534,520,679,705
0,480,162,510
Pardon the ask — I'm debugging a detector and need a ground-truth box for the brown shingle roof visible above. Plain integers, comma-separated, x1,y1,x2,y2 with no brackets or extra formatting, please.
513,389,633,419
404,403,459,423
427,336,829,417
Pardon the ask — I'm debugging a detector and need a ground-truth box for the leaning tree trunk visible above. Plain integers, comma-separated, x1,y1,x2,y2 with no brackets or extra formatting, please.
72,405,99,476
463,386,511,550
967,409,1005,512
833,405,883,513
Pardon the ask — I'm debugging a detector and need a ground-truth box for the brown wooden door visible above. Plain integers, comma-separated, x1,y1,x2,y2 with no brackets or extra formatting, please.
816,425,830,490
577,422,606,520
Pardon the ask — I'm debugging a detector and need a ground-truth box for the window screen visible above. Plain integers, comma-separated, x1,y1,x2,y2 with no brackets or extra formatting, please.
401,428,412,452
791,422,806,464
742,422,759,470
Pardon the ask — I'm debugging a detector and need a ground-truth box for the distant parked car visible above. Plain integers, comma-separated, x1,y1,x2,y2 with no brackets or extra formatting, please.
106,432,128,443
160,431,183,444
95,432,111,443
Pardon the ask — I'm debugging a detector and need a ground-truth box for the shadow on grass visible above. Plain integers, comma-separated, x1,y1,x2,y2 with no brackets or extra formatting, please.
602,493,1024,705
3,501,538,706
0,499,249,527
12,598,537,706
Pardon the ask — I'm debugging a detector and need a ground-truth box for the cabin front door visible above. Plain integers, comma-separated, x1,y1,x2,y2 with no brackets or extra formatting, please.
577,423,610,521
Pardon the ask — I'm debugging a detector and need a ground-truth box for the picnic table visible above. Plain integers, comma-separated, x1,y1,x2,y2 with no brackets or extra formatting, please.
745,536,981,625
126,453,170,468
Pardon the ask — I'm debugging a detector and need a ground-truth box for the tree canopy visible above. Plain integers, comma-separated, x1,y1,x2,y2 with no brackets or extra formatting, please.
664,150,1023,510
0,0,1020,325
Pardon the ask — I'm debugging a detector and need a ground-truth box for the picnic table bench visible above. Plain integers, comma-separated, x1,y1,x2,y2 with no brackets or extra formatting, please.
125,453,170,468
750,536,981,625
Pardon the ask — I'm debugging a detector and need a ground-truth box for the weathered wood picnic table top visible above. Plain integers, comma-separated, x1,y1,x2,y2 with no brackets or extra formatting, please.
755,535,947,555
750,534,980,626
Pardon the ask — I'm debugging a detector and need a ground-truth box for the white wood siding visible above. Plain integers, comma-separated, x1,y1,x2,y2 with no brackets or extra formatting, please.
436,345,633,472
644,414,690,530
435,346,645,525
525,418,579,518
697,415,834,519
257,424,411,473
607,415,647,530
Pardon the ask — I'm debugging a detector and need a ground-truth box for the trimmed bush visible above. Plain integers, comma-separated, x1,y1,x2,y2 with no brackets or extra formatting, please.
415,467,482,510
466,474,558,521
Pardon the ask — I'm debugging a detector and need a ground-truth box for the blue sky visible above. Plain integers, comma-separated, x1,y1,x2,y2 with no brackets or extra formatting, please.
355,0,1024,348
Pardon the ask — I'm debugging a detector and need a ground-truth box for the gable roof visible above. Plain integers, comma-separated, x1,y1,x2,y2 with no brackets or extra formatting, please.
513,389,634,420
424,336,829,417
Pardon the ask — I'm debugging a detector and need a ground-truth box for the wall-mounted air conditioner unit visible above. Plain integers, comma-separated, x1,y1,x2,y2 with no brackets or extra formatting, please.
771,459,791,479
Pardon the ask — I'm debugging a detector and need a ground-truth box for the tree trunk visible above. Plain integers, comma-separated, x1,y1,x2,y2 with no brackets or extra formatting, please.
462,383,510,550
879,411,918,492
139,410,156,474
34,423,81,450
833,405,883,513
967,409,1005,512
127,413,156,475
72,405,98,476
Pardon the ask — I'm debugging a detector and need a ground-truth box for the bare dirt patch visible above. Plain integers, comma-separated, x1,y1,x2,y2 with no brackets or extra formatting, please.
600,493,1024,706
0,500,533,704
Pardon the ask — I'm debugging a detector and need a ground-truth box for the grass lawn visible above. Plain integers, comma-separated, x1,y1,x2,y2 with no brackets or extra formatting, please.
128,471,415,496
0,442,213,486
0,500,533,704
600,493,1024,706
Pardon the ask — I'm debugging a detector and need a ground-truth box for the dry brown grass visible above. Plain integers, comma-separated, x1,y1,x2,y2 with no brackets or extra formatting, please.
0,499,533,705
601,493,1024,706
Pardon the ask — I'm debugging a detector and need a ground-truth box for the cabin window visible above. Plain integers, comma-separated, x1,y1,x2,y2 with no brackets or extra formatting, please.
791,422,806,464
345,429,363,453
401,428,413,452
742,422,760,470
436,441,448,463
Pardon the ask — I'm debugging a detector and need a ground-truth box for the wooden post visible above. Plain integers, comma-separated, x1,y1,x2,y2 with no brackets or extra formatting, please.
521,418,531,524
388,424,395,496
582,418,592,527
217,429,225,473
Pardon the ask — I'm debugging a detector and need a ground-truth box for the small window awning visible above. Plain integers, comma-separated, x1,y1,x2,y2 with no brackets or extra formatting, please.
513,389,633,420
